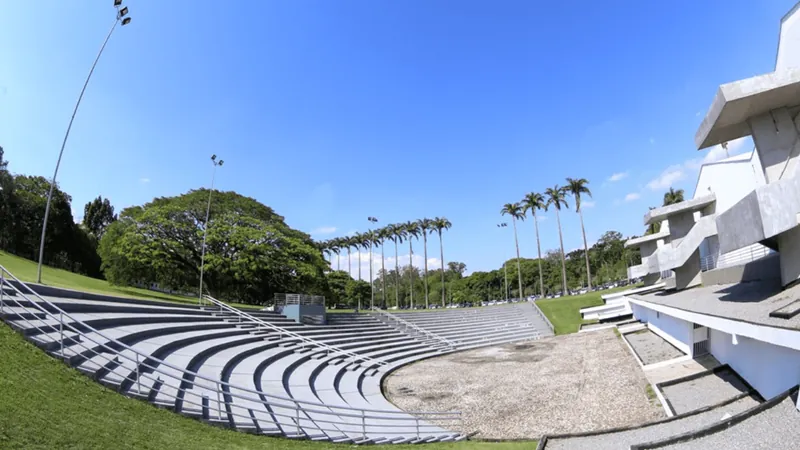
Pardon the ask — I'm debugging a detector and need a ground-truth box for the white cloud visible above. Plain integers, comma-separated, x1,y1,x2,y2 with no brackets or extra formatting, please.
582,201,596,208
624,192,641,202
649,138,655,145
646,165,685,191
608,171,628,182
139,177,151,184
686,136,749,170
695,110,703,117
312,226,337,235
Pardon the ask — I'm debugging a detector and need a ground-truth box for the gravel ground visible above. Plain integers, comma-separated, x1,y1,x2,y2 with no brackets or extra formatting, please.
384,329,664,439
625,330,685,365
660,395,800,449
546,395,761,450
661,369,751,415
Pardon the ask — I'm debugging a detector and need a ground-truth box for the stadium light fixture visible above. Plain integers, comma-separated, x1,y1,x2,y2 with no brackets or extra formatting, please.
198,155,225,305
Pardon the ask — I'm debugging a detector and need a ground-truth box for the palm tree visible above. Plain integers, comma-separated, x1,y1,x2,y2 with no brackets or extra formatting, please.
354,233,363,281
663,187,685,206
364,230,377,309
320,240,332,267
545,185,569,295
331,238,341,271
345,235,353,278
387,223,406,308
433,217,452,307
404,221,421,309
521,192,546,298
566,177,593,289
377,227,390,308
418,218,434,309
645,207,662,235
500,203,525,300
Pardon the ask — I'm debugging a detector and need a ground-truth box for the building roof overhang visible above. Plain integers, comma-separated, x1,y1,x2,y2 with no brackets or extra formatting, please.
644,194,716,225
625,230,670,248
695,68,800,149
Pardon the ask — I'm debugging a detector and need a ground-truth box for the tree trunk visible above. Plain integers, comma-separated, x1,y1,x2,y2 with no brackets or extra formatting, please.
337,253,340,271
512,217,523,300
394,240,400,308
369,243,374,309
534,211,544,297
347,248,351,278
579,208,592,289
381,241,386,308
357,250,361,281
438,230,446,307
556,208,568,294
408,241,414,309
422,233,429,309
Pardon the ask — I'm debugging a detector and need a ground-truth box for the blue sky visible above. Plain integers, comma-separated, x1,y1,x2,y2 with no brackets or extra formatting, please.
0,0,796,276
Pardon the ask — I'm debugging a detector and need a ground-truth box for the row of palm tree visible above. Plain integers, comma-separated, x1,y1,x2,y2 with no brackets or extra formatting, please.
319,217,452,309
501,178,593,297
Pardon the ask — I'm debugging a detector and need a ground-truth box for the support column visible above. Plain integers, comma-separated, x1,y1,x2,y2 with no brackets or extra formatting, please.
747,108,800,183
668,211,702,289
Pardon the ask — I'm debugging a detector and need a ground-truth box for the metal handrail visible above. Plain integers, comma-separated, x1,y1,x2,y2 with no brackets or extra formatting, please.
0,265,461,441
370,308,456,349
530,301,554,335
203,294,386,368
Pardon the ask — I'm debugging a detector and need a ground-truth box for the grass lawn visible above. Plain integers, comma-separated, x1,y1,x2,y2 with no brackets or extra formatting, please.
536,285,639,335
0,322,535,449
0,251,260,309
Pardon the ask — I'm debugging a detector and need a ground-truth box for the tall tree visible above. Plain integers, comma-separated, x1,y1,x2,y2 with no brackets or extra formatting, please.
404,221,421,308
83,196,117,238
331,238,341,271
545,185,570,294
377,227,390,308
521,192,546,297
565,177,593,289
345,235,353,278
0,145,7,171
645,207,662,235
663,187,685,206
355,232,363,281
500,203,525,300
418,218,434,308
433,217,452,306
387,223,406,308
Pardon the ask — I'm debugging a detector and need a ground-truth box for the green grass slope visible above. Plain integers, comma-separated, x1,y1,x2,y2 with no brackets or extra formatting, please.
0,323,535,449
536,285,637,335
0,251,260,309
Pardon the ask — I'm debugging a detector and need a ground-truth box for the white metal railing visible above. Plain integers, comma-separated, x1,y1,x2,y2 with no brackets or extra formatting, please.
530,301,555,335
203,295,386,368
274,293,325,306
370,308,456,349
0,265,461,442
700,244,774,272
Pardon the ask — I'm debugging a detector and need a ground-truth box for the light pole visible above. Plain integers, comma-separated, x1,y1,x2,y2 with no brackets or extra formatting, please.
367,216,378,309
498,223,509,301
37,1,132,284
199,155,224,304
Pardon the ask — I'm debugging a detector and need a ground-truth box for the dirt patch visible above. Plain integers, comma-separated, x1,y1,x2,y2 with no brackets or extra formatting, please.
384,329,664,439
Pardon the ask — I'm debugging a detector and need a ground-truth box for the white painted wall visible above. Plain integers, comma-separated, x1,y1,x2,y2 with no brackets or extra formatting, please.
630,303,692,354
709,328,800,399
777,3,800,71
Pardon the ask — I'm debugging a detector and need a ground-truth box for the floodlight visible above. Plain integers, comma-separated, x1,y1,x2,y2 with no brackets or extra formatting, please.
114,0,122,6
211,154,217,161
121,17,131,26
119,6,129,17
218,160,224,166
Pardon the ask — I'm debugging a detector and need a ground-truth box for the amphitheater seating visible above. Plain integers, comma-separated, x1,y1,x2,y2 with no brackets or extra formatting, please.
0,272,551,444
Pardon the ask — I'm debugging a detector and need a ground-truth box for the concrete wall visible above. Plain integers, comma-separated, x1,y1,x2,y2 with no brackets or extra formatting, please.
777,3,800,72
700,253,781,286
693,151,765,215
631,303,692,355
709,328,800,399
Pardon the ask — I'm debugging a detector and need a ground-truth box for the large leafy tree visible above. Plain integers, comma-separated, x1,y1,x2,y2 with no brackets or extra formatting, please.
500,202,525,299
565,177,593,289
545,185,569,294
521,192,546,298
83,196,117,238
98,189,326,304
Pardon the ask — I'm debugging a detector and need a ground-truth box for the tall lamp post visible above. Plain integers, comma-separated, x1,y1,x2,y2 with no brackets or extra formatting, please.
497,223,509,301
367,216,378,309
37,1,132,283
199,155,224,304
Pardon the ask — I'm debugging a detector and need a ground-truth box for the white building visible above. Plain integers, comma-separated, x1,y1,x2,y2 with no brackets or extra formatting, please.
624,3,800,408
